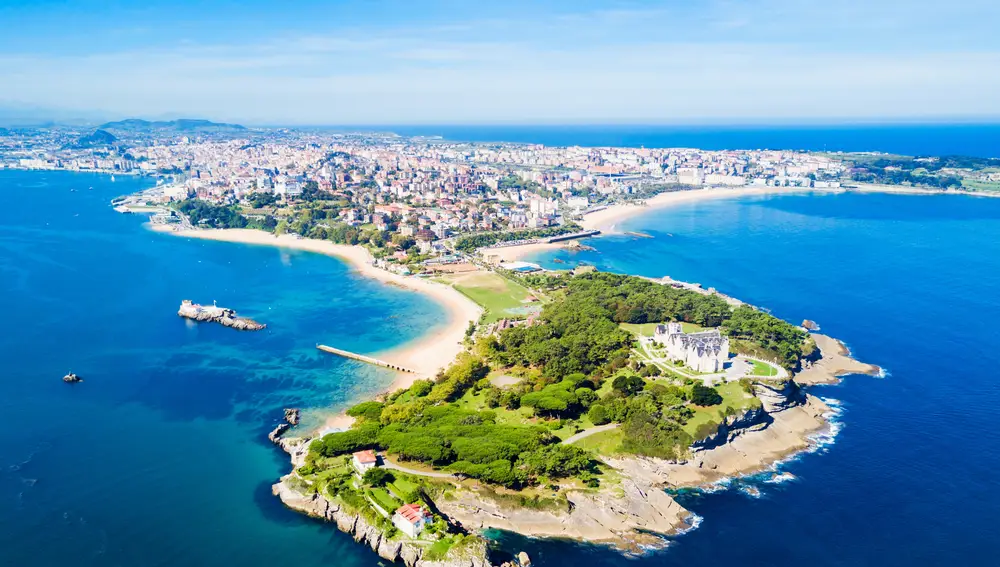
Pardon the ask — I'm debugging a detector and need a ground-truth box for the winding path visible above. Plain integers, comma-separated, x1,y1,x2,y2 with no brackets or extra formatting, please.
380,456,458,479
561,423,620,445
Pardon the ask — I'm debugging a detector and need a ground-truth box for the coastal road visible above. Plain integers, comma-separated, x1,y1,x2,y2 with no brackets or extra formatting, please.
561,423,619,445
380,456,458,479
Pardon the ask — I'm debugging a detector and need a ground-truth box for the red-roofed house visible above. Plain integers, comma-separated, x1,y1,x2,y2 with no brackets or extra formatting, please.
352,450,378,474
392,503,432,538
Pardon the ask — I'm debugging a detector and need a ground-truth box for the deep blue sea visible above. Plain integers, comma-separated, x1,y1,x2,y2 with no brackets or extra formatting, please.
0,170,446,566
4,169,1000,566
378,123,1000,158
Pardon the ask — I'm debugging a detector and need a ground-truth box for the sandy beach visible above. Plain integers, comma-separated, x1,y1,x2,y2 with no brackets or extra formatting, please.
580,187,787,233
149,225,483,392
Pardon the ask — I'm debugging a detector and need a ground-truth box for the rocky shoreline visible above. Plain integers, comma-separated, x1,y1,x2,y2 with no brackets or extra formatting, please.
268,331,871,562
270,437,496,567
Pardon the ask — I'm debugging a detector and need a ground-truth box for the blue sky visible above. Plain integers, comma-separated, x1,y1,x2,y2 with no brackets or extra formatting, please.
1,0,999,124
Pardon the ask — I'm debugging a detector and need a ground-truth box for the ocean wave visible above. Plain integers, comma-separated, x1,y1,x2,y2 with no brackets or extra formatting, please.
680,397,846,500
764,472,797,484
674,512,703,536
877,366,891,378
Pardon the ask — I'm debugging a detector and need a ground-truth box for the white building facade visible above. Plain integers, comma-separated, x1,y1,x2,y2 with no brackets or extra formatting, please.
653,323,730,373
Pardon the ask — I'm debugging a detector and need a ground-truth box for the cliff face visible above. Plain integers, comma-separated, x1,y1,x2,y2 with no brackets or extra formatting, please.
754,379,805,413
272,476,491,567
692,405,770,450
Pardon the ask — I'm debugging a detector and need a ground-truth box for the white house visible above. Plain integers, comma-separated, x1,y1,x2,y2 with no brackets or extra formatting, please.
653,322,729,373
351,450,378,474
392,503,433,538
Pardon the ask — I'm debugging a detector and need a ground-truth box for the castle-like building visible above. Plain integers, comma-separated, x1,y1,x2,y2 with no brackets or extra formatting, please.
653,322,730,373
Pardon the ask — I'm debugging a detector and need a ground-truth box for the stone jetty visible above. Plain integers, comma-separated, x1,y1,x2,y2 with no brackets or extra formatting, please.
178,300,265,331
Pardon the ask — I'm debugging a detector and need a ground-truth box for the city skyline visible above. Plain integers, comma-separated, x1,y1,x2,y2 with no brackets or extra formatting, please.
2,0,1000,124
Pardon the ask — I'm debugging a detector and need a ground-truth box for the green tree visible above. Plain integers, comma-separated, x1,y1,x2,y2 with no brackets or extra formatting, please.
691,384,723,406
612,374,645,396
588,404,610,425
362,467,394,487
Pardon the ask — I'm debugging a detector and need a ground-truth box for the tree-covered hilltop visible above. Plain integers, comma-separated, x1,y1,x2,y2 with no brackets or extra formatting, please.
177,199,248,229
488,272,805,373
454,223,582,253
843,154,1000,190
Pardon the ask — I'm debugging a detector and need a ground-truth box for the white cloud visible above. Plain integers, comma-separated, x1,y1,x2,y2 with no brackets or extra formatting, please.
2,2,999,123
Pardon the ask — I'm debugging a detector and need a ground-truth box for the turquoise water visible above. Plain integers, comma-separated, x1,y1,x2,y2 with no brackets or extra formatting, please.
5,171,1000,566
0,170,445,566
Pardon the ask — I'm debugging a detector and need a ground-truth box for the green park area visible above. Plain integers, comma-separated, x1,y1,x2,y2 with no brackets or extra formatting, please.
435,270,540,324
295,271,811,529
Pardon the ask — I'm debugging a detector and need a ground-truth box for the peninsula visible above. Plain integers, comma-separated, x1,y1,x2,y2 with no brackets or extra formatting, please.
81,125,902,566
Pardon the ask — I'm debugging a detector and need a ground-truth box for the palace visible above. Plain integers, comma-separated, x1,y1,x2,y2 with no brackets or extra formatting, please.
653,322,730,373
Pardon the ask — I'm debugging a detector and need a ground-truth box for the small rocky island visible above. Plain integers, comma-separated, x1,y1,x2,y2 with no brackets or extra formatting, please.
178,300,265,331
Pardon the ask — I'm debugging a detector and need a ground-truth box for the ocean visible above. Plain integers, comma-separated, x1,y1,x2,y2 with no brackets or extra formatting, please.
0,170,446,567
3,168,1000,565
377,123,1000,158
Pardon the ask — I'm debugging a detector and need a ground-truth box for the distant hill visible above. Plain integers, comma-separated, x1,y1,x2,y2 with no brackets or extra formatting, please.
70,128,118,148
98,118,247,134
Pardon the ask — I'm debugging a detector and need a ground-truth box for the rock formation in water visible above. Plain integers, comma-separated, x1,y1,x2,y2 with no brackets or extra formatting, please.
177,300,266,331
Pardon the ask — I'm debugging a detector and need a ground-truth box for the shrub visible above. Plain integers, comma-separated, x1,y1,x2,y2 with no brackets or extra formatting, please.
588,404,610,425
410,379,434,397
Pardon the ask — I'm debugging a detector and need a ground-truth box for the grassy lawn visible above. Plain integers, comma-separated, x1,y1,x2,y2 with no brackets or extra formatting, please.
748,359,779,377
424,538,456,560
621,321,707,337
387,478,421,502
620,322,660,337
455,388,535,425
961,179,1000,193
570,428,623,454
682,381,760,439
435,271,539,323
369,487,401,514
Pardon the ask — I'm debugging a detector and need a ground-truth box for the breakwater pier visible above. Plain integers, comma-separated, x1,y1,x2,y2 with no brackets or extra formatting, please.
316,344,416,373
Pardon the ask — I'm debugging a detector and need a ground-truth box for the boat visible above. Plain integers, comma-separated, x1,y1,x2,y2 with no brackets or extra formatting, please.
62,372,82,383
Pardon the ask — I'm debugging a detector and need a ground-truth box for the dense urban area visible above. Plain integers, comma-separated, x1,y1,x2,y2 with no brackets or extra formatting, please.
5,120,1000,274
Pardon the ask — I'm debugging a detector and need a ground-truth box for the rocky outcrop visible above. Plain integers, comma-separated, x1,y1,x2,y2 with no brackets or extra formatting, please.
795,333,879,385
272,440,491,567
284,408,301,425
437,476,689,551
692,406,770,449
177,300,266,331
268,423,291,443
273,476,432,566
753,379,805,413
801,319,820,331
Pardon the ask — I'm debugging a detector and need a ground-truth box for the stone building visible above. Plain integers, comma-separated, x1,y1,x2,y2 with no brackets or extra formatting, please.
653,322,729,373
